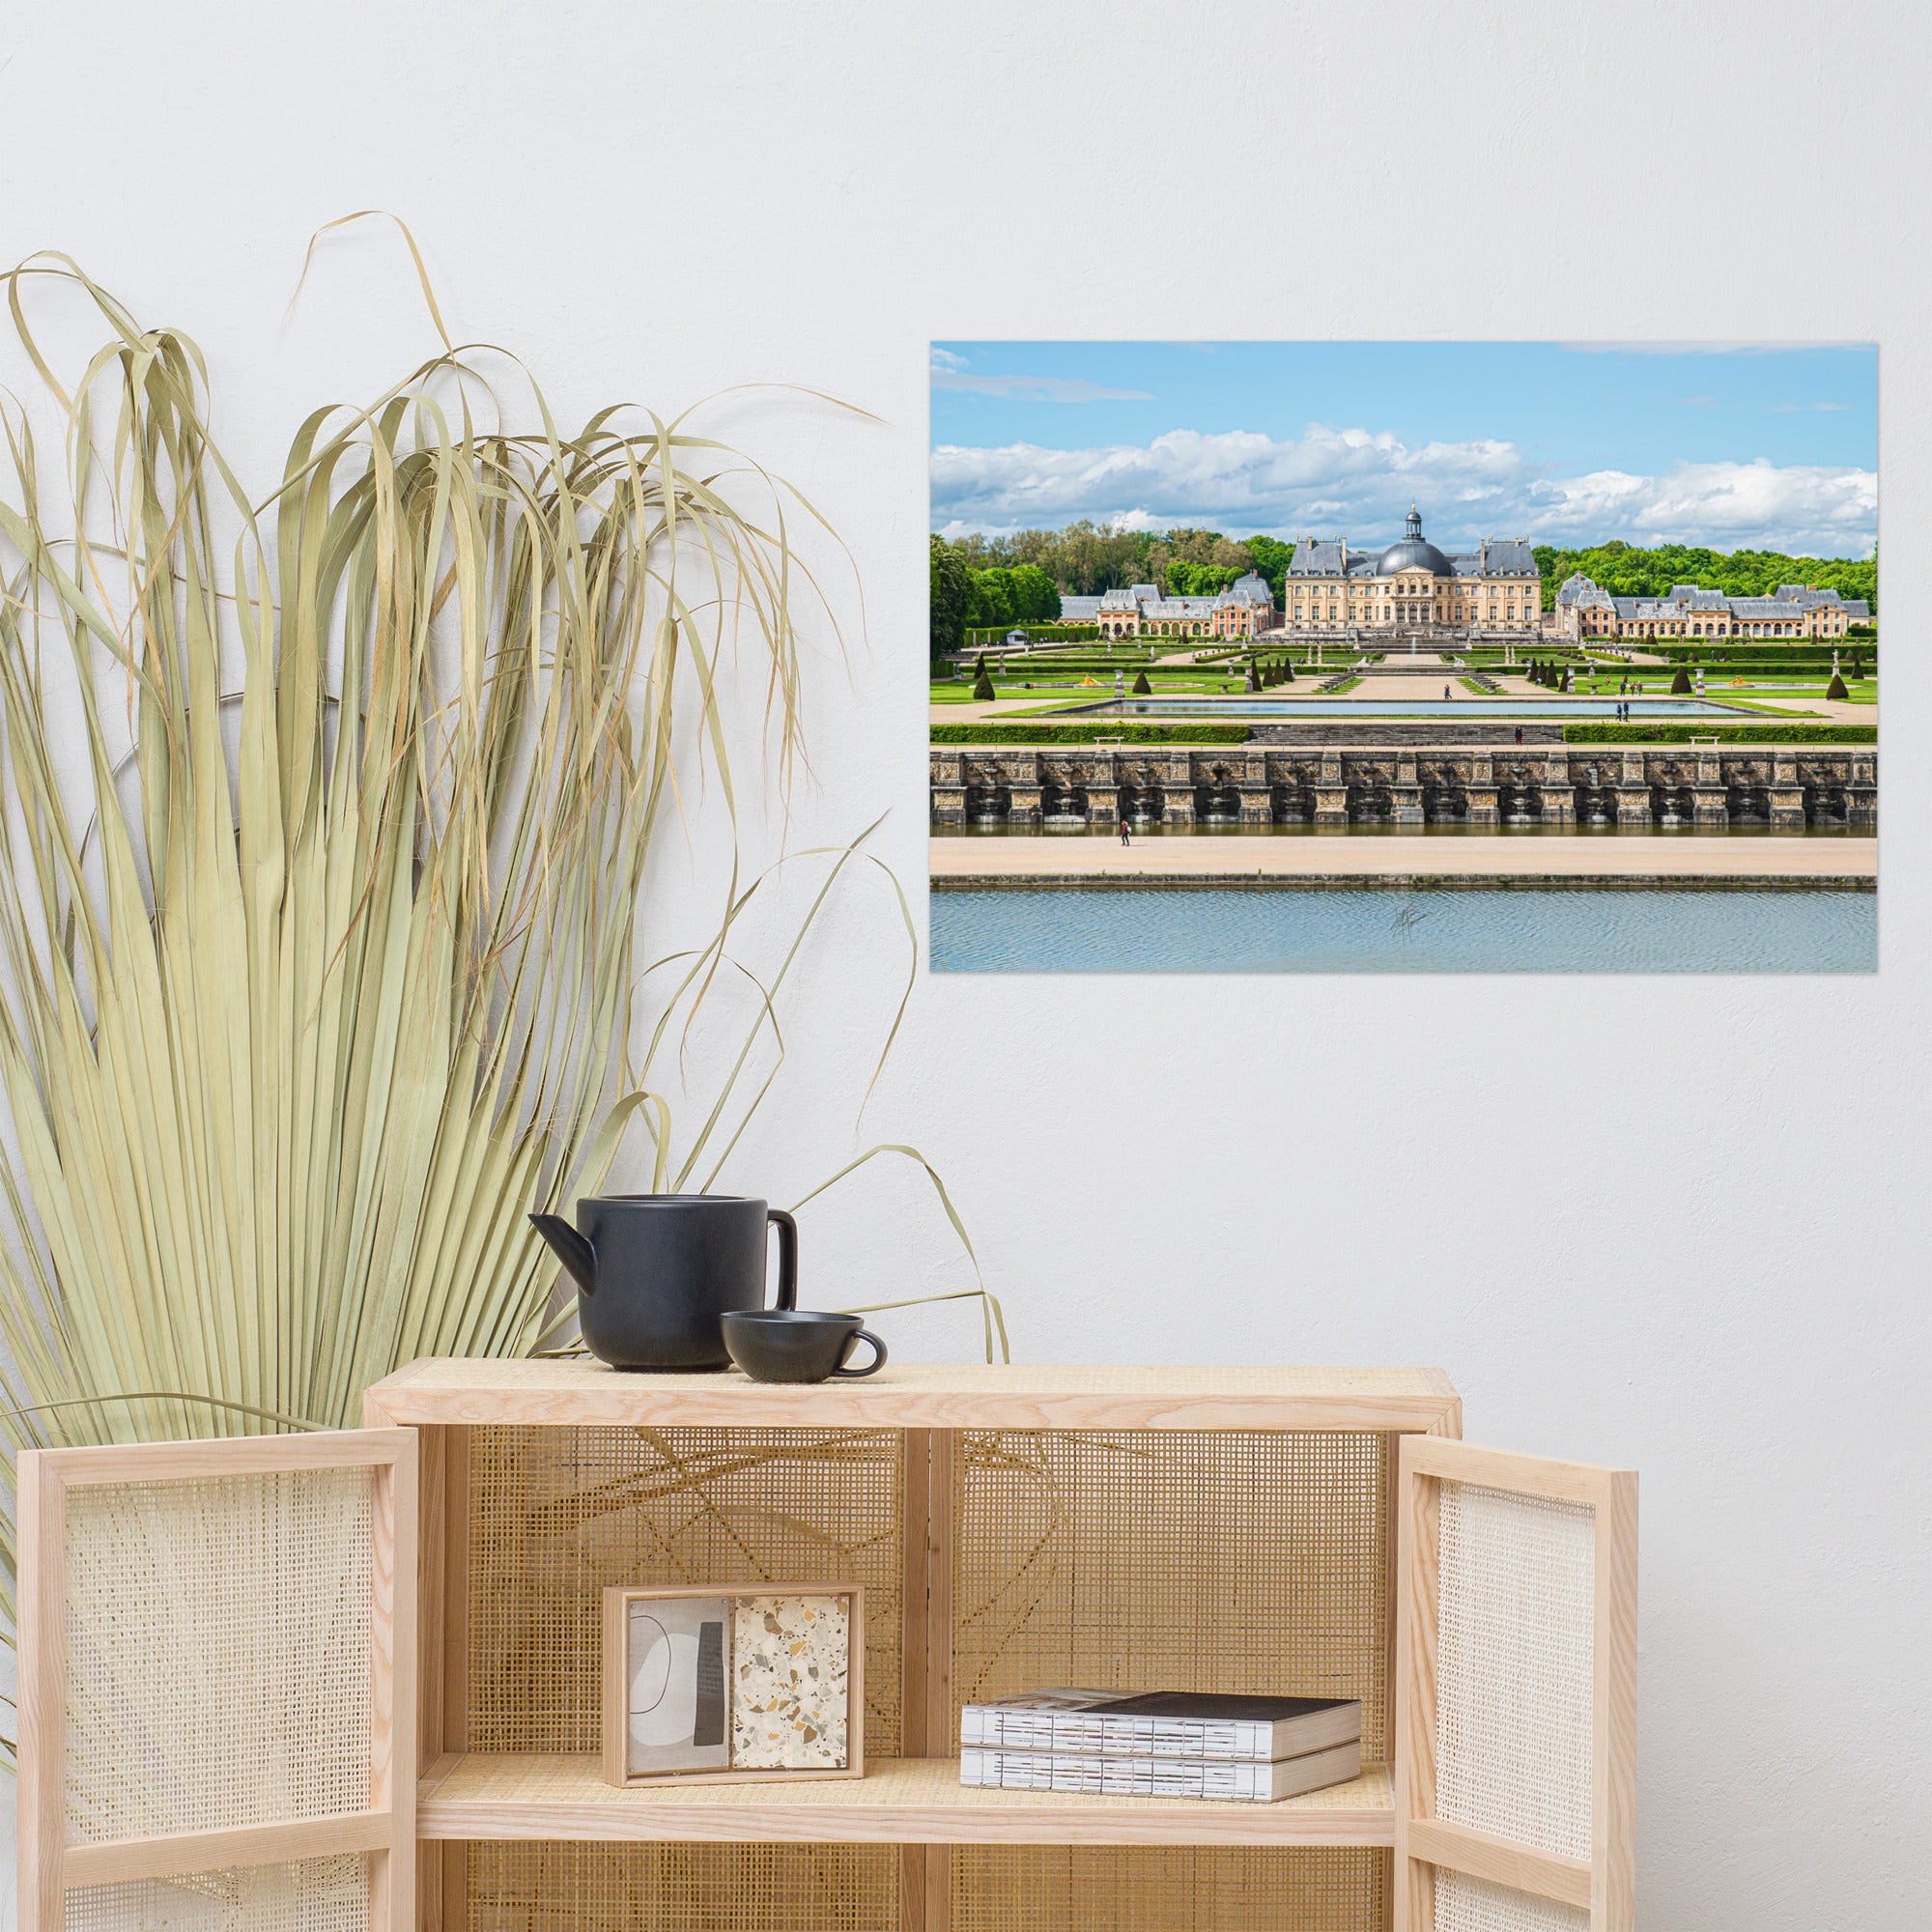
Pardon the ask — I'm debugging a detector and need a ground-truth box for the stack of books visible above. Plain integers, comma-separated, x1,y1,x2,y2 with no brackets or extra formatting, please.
958,1689,1362,1804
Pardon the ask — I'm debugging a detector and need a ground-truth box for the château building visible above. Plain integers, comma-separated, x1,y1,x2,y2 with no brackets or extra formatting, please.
1553,574,1870,643
1281,507,1541,636
1062,570,1276,640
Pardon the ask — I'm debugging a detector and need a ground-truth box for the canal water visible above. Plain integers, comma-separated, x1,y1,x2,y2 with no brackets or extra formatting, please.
929,888,1876,974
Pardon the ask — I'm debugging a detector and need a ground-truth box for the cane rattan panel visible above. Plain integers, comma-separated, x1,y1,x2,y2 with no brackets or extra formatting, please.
62,1469,376,1842
466,1841,898,1932
1435,1482,1595,1861
468,1426,903,1756
952,1430,1393,1758
1433,1870,1590,1932
63,1856,371,1932
952,1846,1387,1932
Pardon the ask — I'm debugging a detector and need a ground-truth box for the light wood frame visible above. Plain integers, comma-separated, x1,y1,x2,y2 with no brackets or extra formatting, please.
15,1428,417,1932
600,1582,866,1787
1394,1436,1637,1932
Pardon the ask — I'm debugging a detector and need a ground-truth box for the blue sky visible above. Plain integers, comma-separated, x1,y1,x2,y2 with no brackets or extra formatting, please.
930,342,1878,556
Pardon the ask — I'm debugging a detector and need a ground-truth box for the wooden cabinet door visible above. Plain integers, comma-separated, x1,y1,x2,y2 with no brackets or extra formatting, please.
16,1429,417,1932
1395,1437,1636,1932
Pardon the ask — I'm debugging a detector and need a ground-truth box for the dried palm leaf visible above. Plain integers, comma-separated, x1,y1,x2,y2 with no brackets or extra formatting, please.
0,242,998,1767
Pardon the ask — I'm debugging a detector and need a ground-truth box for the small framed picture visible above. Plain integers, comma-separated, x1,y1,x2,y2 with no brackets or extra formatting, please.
601,1583,865,1787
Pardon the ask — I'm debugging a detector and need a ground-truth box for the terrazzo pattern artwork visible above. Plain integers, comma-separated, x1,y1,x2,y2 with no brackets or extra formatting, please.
730,1595,851,1770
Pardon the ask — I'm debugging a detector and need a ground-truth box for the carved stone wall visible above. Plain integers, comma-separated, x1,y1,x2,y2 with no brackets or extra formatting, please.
930,745,1878,830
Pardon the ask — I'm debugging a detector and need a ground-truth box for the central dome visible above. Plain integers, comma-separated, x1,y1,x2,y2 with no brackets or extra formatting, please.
1377,505,1454,579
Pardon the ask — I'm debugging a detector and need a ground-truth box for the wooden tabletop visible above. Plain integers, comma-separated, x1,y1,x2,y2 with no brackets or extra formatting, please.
365,1358,1461,1433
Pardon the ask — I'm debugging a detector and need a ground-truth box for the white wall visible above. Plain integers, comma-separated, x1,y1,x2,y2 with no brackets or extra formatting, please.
3,1,1928,1925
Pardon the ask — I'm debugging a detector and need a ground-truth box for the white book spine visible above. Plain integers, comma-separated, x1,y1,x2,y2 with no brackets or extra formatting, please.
959,1747,1281,1802
958,1709,1278,1761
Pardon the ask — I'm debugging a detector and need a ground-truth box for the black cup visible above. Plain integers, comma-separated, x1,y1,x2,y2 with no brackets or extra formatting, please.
721,1310,888,1384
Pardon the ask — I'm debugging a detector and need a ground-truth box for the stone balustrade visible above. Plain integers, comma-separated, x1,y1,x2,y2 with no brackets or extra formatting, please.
930,743,1877,831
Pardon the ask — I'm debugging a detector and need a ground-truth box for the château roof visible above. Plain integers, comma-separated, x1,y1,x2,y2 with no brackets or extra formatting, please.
1216,571,1275,607
1726,597,1810,619
1293,517,1540,581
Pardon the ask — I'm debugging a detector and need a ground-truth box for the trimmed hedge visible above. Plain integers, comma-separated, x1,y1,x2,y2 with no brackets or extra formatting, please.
1562,724,1875,746
1651,645,1876,665
963,623,1100,645
931,723,1251,747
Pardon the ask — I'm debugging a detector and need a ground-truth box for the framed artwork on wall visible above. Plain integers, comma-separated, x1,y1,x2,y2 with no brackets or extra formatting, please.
926,340,1877,975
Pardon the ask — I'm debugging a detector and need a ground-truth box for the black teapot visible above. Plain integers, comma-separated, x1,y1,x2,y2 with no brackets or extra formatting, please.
529,1194,798,1371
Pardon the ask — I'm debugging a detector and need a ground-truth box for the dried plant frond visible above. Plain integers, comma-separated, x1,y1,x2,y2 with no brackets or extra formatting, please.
0,247,998,1765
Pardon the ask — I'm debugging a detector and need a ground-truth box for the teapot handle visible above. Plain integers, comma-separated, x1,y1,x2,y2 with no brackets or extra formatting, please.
767,1208,798,1311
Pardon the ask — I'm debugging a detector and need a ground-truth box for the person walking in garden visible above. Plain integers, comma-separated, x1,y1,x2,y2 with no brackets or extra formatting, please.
1120,816,1130,846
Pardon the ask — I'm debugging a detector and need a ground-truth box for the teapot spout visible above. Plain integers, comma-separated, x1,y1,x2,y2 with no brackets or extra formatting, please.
529,1212,598,1295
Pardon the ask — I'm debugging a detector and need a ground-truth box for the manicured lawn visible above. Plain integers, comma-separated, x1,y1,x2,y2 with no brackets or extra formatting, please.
933,674,1272,703
1698,680,1877,704
1570,673,1876,706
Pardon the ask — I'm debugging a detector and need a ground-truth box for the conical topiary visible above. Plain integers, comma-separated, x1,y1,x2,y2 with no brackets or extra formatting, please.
1670,668,1692,695
1132,669,1151,695
973,671,995,701
1826,672,1849,699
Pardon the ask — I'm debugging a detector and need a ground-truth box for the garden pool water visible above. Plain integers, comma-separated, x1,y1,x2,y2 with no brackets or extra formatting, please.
929,886,1875,974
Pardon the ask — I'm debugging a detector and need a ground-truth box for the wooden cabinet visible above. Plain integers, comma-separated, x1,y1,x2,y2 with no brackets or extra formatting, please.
17,1363,1635,1932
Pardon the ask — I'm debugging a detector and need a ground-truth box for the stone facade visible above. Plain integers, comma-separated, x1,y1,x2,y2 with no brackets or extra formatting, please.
931,743,1877,832
1071,572,1275,641
1281,506,1541,637
1554,575,1871,643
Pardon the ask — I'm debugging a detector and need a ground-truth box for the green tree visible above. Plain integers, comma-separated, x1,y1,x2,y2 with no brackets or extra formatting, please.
1670,668,1692,695
973,668,995,701
1531,538,1876,612
1009,563,1062,621
1241,535,1292,601
968,569,1014,628
1132,669,1151,695
929,535,972,665
1826,672,1849,699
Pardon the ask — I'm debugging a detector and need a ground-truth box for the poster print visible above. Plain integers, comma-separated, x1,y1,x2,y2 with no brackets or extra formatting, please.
927,343,1876,973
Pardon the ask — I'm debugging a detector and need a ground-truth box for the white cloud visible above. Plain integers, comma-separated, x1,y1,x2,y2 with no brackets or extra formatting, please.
927,345,1151,403
930,425,1877,556
932,371,1154,403
1524,460,1876,549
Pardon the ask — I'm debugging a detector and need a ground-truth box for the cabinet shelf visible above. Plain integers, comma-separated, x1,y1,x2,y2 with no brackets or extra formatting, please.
415,1752,1396,1848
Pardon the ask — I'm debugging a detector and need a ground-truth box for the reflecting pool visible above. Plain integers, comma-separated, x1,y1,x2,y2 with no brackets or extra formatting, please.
929,887,1876,974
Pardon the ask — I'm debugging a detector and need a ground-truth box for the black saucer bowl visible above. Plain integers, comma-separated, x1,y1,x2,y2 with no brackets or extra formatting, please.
721,1309,888,1383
